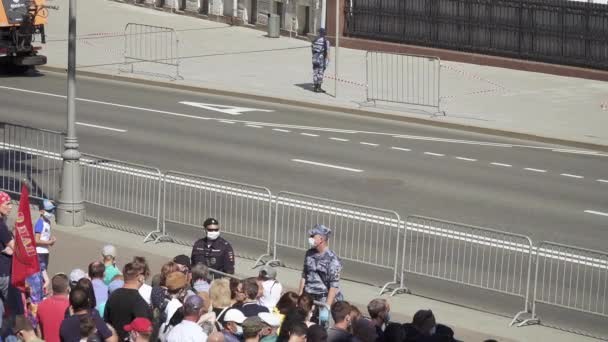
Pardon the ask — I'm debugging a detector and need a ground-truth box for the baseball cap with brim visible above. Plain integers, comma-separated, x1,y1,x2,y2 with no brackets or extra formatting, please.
69,268,86,284
259,265,277,280
258,312,281,327
224,309,246,324
42,199,55,211
102,245,117,258
124,317,152,333
308,224,331,239
243,316,265,335
173,254,191,269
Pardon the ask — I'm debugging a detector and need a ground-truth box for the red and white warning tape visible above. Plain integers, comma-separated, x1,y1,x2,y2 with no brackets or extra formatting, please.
323,74,366,88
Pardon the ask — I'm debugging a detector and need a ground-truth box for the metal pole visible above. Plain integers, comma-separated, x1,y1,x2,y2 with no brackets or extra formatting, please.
334,0,339,98
57,0,85,226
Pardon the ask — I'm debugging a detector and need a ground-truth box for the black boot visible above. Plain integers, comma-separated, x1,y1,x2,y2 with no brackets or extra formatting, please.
318,85,326,93
313,84,319,92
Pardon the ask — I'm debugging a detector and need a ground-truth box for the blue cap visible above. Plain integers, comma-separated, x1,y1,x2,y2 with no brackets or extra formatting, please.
43,199,55,211
308,224,331,239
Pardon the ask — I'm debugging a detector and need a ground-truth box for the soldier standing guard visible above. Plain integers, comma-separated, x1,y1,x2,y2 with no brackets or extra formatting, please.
298,224,343,327
311,28,330,93
191,218,235,275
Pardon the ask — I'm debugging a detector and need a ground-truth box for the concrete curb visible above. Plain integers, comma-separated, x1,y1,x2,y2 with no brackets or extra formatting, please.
39,65,608,152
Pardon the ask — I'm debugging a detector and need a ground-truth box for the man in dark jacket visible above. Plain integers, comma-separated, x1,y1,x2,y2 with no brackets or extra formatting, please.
190,218,235,275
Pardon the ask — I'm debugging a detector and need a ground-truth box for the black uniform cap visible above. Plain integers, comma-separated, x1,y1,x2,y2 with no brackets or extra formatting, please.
203,218,219,228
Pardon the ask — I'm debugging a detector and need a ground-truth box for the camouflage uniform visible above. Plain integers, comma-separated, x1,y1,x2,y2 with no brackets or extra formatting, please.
302,248,343,302
301,224,343,326
311,31,330,92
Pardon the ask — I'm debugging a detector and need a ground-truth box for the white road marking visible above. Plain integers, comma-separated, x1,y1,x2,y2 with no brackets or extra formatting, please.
2,84,605,158
291,159,363,173
391,147,411,152
491,162,512,167
584,210,608,217
552,149,608,157
246,124,263,128
560,173,583,179
219,120,235,124
301,133,319,137
359,142,379,147
524,168,547,173
597,179,608,183
180,101,274,115
76,122,127,132
3,142,606,268
424,152,445,157
455,157,477,162
272,128,290,133
329,137,349,142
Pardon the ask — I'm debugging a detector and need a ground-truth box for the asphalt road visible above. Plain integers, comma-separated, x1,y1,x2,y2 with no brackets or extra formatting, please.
1,70,607,254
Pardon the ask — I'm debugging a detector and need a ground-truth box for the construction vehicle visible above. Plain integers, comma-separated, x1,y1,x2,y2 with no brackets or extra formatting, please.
0,0,48,72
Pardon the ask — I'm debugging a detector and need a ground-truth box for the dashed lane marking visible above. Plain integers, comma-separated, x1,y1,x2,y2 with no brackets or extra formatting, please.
391,147,411,152
360,142,379,147
291,159,363,173
330,137,349,142
560,174,584,179
455,157,477,162
424,152,445,157
524,168,547,173
491,162,512,167
584,210,608,217
272,129,290,133
301,133,319,137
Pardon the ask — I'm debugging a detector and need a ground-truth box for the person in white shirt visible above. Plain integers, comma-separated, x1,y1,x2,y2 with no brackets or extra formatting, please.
166,294,208,342
257,266,282,311
133,256,152,305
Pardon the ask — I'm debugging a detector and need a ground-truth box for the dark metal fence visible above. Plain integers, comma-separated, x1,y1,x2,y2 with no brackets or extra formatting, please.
344,0,608,70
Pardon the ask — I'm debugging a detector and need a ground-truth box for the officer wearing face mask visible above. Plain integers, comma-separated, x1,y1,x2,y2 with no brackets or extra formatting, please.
298,224,343,326
191,218,235,275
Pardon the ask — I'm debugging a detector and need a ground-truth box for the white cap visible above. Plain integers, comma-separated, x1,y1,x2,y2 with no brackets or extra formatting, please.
102,245,117,258
258,312,281,327
70,268,86,284
224,309,246,324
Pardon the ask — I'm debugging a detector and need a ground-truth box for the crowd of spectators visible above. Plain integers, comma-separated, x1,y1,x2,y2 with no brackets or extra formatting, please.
1,244,486,342
0,195,499,342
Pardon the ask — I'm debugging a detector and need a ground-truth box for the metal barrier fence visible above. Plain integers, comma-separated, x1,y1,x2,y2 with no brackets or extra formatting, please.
345,0,608,71
394,216,534,321
0,123,64,200
512,242,608,327
122,23,182,80
366,51,442,114
161,171,273,257
271,192,402,292
80,153,163,233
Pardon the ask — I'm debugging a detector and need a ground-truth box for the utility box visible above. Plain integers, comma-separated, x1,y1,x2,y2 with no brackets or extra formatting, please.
267,14,280,38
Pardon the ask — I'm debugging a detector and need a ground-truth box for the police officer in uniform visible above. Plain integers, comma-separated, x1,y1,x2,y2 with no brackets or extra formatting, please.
311,28,330,93
190,218,235,275
298,224,343,326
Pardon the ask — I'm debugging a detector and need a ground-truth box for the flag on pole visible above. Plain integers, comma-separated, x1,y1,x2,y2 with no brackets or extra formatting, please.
11,182,39,292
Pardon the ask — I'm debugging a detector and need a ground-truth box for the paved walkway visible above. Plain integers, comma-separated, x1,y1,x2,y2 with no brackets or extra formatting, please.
41,0,608,149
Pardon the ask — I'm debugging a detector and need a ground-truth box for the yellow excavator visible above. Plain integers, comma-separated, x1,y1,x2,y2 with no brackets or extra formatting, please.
0,0,47,72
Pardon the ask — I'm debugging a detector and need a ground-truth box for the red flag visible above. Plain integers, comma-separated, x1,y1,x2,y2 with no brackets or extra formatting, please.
11,183,39,291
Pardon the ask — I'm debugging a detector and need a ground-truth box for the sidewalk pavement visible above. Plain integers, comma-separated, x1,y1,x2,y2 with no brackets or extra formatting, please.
37,220,594,342
41,0,608,150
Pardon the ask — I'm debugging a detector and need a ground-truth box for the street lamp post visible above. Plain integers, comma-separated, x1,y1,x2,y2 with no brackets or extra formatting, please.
56,0,85,226
334,0,339,98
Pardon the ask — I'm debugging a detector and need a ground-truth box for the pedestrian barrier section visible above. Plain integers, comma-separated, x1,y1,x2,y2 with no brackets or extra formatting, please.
122,23,182,80
162,171,273,259
0,123,64,200
80,153,163,237
394,216,533,322
512,242,608,330
270,192,402,291
366,51,442,115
